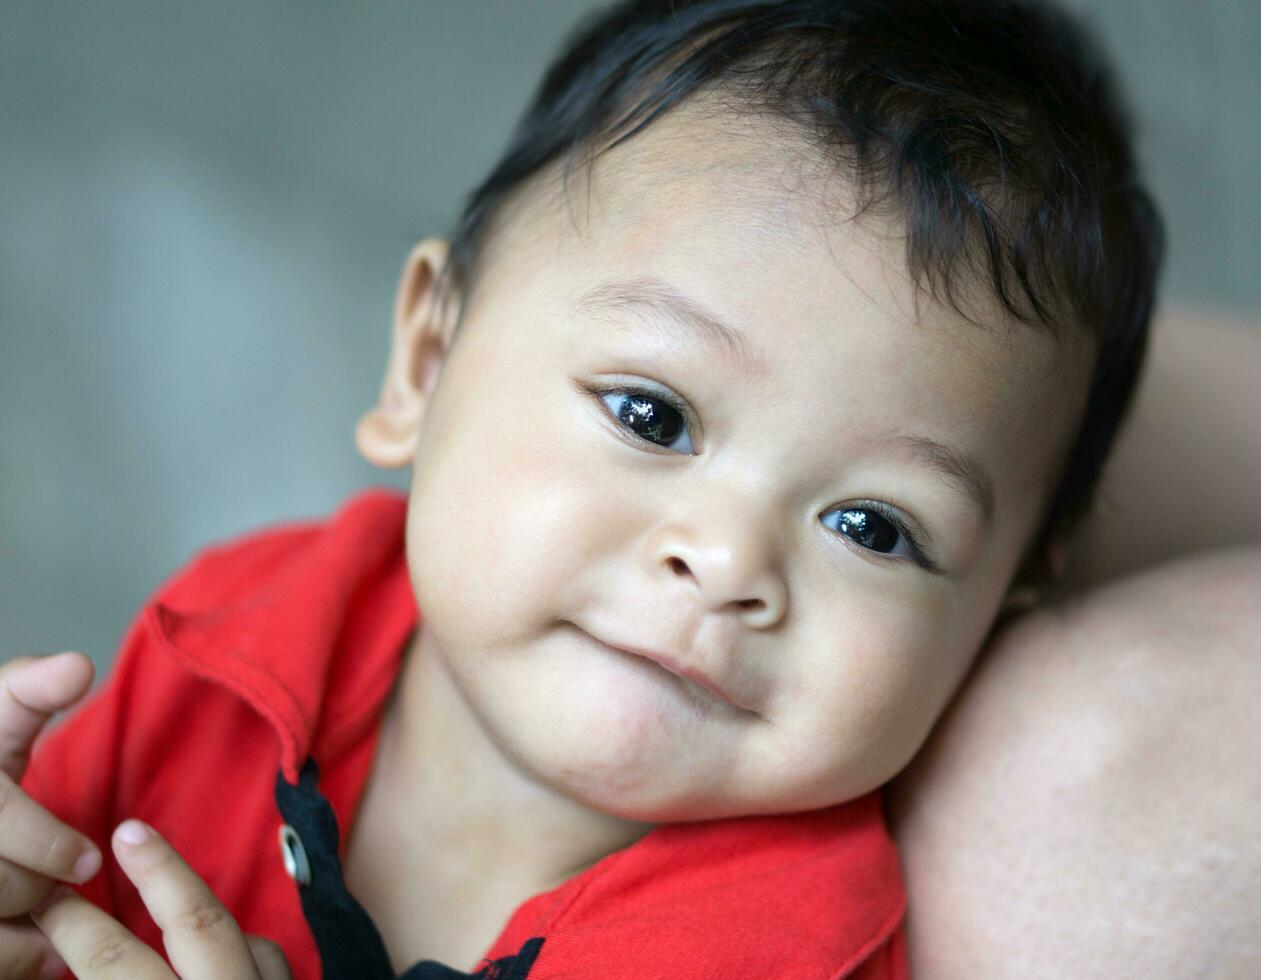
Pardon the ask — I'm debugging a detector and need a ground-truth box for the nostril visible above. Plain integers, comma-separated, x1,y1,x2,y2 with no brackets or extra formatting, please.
737,598,762,610
667,557,689,576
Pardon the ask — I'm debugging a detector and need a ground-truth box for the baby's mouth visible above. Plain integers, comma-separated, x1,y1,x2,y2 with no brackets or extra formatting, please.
576,626,753,713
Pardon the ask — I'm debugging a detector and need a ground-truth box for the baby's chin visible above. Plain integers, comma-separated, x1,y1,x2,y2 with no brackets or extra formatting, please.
539,756,892,826
486,691,900,825
445,620,937,823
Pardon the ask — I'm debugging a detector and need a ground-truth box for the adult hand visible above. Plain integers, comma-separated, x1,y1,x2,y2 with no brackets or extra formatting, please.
0,652,100,979
31,820,290,980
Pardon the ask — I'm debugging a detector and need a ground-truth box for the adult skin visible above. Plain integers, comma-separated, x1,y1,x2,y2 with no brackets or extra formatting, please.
887,306,1261,977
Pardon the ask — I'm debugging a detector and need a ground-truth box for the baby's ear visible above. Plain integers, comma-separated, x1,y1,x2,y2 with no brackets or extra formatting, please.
355,238,462,469
998,535,1071,618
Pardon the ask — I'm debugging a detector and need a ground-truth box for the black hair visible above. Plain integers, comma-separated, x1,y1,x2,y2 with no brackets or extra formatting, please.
433,0,1164,602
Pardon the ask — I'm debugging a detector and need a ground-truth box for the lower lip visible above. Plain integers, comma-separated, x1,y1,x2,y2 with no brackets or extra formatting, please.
583,632,734,708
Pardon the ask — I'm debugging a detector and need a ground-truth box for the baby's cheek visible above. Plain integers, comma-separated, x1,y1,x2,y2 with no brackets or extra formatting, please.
813,605,969,791
406,428,607,645
868,625,982,779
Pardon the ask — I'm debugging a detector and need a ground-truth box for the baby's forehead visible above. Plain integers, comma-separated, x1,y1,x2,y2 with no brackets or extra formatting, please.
572,103,849,255
498,101,1090,405
531,108,970,327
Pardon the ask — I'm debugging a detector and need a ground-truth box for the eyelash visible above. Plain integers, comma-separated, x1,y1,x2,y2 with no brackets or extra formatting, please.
586,380,699,452
583,381,940,573
829,499,938,573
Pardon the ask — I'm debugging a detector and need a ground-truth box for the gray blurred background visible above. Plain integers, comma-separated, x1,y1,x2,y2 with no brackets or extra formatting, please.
2,1,1259,677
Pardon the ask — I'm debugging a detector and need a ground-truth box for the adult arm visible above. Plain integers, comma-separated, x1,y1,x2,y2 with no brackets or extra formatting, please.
1066,306,1261,589
889,547,1261,978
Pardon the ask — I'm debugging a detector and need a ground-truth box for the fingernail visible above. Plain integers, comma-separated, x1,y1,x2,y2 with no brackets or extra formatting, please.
39,947,67,980
71,846,101,883
115,819,150,845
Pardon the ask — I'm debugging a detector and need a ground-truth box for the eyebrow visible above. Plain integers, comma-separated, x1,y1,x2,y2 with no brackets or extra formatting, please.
572,274,996,525
879,431,996,526
572,275,771,382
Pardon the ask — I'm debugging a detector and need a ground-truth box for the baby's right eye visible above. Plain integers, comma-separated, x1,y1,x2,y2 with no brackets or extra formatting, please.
596,387,696,454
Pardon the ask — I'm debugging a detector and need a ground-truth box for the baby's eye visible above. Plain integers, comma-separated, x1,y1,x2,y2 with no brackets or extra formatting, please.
820,503,930,567
598,388,696,454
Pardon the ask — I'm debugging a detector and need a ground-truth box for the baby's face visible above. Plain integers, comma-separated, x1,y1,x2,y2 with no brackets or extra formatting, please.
383,107,1092,822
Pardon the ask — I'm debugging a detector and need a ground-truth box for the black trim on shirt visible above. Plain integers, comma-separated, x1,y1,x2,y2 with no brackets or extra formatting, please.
274,758,542,980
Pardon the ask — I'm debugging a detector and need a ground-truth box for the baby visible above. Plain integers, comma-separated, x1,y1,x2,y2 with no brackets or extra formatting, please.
6,0,1162,977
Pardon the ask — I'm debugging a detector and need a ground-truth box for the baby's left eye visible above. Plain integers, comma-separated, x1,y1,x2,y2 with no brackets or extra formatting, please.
820,505,923,564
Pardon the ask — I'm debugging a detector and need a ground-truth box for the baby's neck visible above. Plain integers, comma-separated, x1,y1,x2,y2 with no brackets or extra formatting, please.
341,623,654,969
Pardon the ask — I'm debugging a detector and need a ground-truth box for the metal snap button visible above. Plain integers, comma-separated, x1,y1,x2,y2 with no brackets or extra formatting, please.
278,823,312,887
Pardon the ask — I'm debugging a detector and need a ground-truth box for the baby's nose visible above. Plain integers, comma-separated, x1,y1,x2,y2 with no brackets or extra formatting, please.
642,513,788,628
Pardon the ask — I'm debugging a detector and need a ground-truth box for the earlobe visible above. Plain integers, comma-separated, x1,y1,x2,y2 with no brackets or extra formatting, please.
998,583,1043,616
354,238,462,469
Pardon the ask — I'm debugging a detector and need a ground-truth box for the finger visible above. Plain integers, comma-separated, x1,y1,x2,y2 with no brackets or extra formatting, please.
31,885,173,979
0,916,63,980
0,853,60,918
0,653,94,781
245,935,292,980
111,820,259,980
0,775,102,884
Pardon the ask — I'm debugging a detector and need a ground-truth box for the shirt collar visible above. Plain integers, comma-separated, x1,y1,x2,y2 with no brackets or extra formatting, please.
144,487,415,782
488,790,906,975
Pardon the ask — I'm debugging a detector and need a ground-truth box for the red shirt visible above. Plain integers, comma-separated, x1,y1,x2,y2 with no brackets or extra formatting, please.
24,487,909,978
